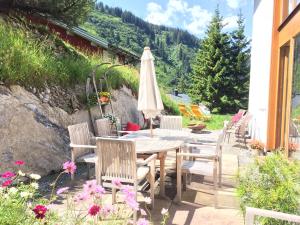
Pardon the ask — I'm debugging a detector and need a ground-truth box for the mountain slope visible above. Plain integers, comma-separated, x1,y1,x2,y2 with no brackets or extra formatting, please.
81,3,200,92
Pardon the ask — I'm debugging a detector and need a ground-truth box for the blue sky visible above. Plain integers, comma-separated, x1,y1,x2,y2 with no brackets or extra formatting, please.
99,0,253,38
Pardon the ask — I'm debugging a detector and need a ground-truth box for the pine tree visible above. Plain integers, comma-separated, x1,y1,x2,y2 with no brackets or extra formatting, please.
189,8,233,113
230,12,250,111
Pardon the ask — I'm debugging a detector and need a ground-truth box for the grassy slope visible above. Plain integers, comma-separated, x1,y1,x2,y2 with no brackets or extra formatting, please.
82,11,197,91
0,18,179,114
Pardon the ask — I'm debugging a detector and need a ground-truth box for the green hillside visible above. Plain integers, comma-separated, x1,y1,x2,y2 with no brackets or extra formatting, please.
81,2,199,92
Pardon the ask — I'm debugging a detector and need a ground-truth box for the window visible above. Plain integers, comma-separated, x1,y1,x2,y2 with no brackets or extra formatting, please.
289,35,300,152
282,0,300,21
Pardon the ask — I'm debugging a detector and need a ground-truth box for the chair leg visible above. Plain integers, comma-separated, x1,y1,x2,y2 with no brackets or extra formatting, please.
87,163,91,179
176,157,182,203
112,187,116,204
133,182,138,223
183,174,187,191
71,152,75,181
149,159,155,209
218,158,222,188
213,161,218,208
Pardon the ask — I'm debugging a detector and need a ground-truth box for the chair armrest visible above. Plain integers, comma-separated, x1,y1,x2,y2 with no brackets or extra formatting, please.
137,154,157,166
70,144,97,149
177,152,216,160
185,143,216,149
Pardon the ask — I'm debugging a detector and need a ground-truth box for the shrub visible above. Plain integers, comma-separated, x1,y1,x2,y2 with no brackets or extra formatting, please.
237,152,300,225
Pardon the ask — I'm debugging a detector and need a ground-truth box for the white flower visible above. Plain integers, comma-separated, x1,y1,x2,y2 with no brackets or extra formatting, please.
18,170,25,177
20,191,32,198
161,208,168,215
31,182,39,189
8,187,18,194
144,197,152,205
30,174,41,180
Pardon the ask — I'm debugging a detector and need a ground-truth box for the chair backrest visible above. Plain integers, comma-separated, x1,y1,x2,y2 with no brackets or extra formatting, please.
95,138,137,184
95,118,112,137
68,122,92,160
160,115,183,130
236,113,253,135
245,207,300,225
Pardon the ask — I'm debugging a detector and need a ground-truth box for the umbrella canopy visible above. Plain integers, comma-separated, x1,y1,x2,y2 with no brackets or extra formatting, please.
138,47,164,119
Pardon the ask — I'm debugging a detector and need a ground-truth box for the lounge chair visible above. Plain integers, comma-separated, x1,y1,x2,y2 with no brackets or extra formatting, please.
190,104,212,121
178,103,193,118
95,138,157,221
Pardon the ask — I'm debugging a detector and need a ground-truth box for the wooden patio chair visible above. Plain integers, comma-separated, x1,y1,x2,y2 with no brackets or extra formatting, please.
224,111,248,143
68,122,97,180
178,103,193,118
245,207,300,225
95,138,157,221
176,132,224,207
160,115,183,130
190,104,211,121
95,118,114,137
235,114,253,147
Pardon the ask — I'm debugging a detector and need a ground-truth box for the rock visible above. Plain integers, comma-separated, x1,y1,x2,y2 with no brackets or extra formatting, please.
103,86,144,127
32,87,37,94
45,88,50,94
0,85,72,176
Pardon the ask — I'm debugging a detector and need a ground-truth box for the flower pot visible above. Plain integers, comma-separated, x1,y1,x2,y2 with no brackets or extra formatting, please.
99,96,109,103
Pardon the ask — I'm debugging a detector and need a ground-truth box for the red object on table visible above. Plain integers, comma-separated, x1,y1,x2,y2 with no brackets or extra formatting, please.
125,122,141,132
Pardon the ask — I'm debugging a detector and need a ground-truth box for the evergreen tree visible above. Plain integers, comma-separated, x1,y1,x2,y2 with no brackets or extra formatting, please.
230,12,250,110
189,8,233,113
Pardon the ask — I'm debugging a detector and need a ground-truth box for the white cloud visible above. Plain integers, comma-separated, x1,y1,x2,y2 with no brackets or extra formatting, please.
185,6,212,36
145,0,212,36
226,0,246,9
223,15,238,30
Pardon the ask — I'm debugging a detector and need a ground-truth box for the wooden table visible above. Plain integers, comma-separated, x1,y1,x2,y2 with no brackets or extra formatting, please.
121,128,215,197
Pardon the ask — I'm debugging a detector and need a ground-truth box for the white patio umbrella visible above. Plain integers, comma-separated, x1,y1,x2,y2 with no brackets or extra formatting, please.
138,47,164,136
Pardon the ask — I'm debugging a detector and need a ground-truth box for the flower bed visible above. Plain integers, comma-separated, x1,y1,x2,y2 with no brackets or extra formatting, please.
0,160,169,224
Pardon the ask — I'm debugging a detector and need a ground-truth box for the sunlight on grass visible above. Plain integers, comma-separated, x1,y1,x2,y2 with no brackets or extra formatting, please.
183,114,231,130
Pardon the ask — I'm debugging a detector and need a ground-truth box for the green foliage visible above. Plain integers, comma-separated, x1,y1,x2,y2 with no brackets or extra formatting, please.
237,153,300,225
5,0,94,25
0,21,93,87
189,8,250,113
229,12,250,110
82,3,198,91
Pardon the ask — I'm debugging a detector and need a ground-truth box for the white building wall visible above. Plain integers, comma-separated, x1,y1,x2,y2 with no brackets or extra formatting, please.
248,0,274,143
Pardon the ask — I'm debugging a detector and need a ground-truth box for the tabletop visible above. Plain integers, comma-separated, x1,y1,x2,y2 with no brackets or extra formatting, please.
121,128,218,154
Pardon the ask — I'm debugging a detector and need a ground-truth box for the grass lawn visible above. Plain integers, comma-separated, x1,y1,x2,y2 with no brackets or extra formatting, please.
183,114,232,130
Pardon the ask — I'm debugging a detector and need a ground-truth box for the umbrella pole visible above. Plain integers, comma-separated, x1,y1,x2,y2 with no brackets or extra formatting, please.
150,118,153,137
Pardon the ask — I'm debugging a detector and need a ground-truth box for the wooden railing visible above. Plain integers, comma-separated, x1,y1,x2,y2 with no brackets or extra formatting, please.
245,207,300,225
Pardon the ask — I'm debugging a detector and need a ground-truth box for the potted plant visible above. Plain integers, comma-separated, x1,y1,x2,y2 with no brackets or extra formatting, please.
99,92,110,104
249,139,265,155
289,142,300,159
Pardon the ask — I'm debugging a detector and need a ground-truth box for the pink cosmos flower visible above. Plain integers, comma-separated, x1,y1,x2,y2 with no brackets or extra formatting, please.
137,218,150,225
83,180,97,195
88,204,100,216
1,171,15,178
95,185,106,198
56,187,69,196
63,161,76,174
74,192,89,202
15,160,25,166
2,179,12,187
126,198,139,211
101,204,115,217
121,185,135,199
112,178,122,188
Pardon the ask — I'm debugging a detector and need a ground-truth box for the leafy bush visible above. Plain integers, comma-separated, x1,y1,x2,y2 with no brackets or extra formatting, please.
237,152,300,225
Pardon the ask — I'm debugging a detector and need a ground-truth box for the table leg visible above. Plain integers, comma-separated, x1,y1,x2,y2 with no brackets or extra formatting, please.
159,152,167,197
